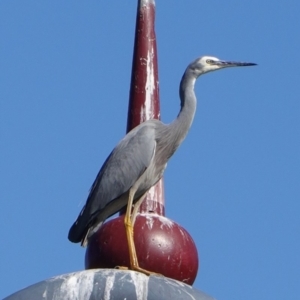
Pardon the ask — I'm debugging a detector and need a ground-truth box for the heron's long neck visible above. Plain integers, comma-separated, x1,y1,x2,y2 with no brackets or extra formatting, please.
169,70,197,147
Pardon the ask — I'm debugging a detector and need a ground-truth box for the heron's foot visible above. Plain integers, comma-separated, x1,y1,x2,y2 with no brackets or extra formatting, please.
115,265,162,276
131,265,163,277
115,266,129,270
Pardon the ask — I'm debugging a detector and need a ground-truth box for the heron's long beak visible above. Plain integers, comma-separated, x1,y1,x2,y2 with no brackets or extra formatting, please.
215,60,257,67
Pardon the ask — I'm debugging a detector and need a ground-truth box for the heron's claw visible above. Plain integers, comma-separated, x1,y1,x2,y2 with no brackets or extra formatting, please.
115,266,129,270
131,265,163,277
115,265,163,277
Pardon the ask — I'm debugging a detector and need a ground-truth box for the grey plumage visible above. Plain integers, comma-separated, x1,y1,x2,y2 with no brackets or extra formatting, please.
68,55,256,246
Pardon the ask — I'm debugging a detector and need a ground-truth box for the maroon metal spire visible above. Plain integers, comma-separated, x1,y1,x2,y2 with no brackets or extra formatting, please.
85,0,199,285
126,0,164,216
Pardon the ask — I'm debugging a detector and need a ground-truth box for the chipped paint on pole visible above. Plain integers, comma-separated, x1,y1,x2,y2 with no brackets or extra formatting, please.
143,48,157,121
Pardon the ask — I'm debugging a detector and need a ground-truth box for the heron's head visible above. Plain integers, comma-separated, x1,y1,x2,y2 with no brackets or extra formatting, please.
188,56,256,77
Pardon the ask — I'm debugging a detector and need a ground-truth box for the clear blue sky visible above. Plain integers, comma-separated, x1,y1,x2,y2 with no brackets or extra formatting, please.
1,1,299,299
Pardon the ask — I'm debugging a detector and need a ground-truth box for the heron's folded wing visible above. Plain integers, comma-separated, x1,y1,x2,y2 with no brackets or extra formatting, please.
86,124,156,214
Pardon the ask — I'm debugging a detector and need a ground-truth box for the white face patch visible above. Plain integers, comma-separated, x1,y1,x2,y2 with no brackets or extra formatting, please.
196,56,223,73
200,55,219,63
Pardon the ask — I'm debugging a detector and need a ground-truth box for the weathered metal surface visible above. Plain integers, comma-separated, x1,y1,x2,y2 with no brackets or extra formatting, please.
127,0,160,131
4,269,216,300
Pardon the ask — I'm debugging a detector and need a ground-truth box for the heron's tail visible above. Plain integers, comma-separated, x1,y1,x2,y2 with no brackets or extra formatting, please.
68,219,87,245
68,205,104,246
68,205,90,245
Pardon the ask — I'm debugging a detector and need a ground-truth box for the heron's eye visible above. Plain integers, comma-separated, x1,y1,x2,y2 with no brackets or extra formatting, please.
206,59,214,64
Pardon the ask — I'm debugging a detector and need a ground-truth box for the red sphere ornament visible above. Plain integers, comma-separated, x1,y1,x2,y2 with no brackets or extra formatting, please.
85,213,199,285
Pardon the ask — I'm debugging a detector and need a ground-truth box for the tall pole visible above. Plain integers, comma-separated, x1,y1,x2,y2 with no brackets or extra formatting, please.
85,0,198,285
126,0,164,216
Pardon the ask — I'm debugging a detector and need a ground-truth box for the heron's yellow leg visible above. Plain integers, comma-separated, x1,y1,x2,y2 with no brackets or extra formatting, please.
124,189,158,275
130,192,146,225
